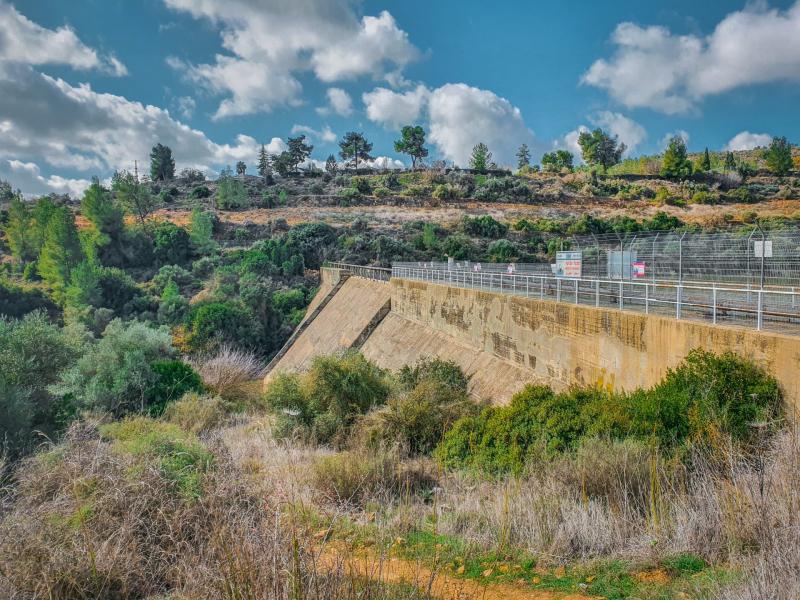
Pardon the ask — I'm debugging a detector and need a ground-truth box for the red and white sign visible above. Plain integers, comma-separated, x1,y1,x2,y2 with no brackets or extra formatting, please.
632,261,646,278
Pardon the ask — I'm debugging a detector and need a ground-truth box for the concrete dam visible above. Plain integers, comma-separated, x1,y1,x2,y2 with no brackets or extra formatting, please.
265,265,800,411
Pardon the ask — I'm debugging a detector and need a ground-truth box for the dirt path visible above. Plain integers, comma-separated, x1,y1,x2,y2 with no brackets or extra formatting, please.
316,546,598,600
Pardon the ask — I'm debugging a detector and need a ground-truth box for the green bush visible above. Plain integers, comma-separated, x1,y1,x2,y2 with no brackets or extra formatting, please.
184,301,261,353
0,278,59,319
437,350,782,474
357,380,477,456
398,357,469,393
144,360,204,416
153,222,191,266
190,185,211,199
53,319,175,416
264,352,390,446
163,392,228,434
461,215,508,238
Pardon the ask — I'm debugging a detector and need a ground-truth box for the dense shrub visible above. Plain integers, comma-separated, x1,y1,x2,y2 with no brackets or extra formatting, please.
437,350,782,474
397,358,470,393
190,185,211,199
153,221,191,266
461,215,508,238
0,311,80,456
53,319,175,416
264,352,390,446
143,359,204,416
184,301,262,353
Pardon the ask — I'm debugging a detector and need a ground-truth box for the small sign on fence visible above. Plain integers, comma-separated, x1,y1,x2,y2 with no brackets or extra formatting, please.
753,240,773,258
632,261,646,278
555,251,582,278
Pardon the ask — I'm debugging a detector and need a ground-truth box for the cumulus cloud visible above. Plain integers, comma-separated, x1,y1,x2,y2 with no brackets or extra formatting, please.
590,111,646,155
583,2,800,113
0,1,126,75
724,131,772,151
317,87,353,116
0,159,90,197
365,156,405,170
363,84,429,129
0,65,274,192
428,83,541,167
175,96,196,119
291,124,337,144
554,125,589,162
163,0,418,118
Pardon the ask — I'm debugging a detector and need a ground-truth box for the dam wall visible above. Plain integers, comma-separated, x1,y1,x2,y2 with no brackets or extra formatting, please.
389,277,800,410
265,267,800,409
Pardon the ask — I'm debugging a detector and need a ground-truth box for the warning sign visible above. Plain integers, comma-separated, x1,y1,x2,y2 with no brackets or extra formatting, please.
555,251,582,279
632,261,646,278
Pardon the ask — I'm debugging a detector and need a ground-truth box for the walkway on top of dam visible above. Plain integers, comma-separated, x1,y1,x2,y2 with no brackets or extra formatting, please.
327,261,800,335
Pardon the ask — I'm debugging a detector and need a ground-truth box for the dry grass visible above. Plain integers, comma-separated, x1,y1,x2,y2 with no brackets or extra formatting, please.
190,345,266,403
0,420,443,600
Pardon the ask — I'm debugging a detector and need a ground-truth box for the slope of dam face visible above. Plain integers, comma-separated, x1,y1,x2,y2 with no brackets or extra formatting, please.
266,269,800,411
359,312,537,401
266,271,391,377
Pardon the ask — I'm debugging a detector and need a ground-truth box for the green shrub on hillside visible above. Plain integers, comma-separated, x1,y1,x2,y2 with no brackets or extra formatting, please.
264,352,390,446
461,215,508,238
144,360,204,416
437,350,782,474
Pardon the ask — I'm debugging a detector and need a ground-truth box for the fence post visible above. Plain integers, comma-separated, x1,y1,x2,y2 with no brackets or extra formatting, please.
712,285,717,325
645,283,649,314
595,279,600,307
575,279,579,304
557,278,561,302
619,281,624,310
540,276,544,299
676,285,682,319
526,276,529,298
757,290,763,330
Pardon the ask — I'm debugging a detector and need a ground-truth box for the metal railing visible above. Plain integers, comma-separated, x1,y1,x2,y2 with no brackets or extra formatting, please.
391,265,800,334
325,262,391,282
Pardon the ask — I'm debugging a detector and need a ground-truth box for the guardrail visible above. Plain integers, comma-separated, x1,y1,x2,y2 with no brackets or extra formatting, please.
325,262,391,282
391,265,800,334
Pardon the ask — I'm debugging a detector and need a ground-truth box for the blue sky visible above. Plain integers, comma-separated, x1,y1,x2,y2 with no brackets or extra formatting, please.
1,0,799,195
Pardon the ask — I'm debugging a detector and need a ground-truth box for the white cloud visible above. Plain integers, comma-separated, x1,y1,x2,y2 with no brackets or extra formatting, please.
724,131,772,151
589,111,646,155
1,159,90,197
291,124,337,144
363,84,429,129
176,95,196,119
0,1,126,75
428,83,542,167
163,1,418,117
0,65,277,193
365,156,405,170
317,87,353,116
659,129,690,150
583,2,800,113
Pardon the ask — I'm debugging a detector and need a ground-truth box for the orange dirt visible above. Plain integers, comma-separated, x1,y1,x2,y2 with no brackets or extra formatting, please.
315,545,598,600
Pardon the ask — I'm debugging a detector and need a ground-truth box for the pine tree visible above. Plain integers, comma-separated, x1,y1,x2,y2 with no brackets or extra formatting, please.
660,136,693,179
724,152,737,171
578,129,626,172
257,144,272,182
189,207,216,253
150,143,175,181
37,206,84,300
394,125,428,169
113,170,159,226
325,154,338,175
763,136,793,176
338,132,373,171
516,144,531,170
700,147,711,172
4,195,35,262
287,135,313,172
469,143,491,173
